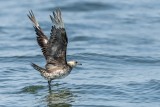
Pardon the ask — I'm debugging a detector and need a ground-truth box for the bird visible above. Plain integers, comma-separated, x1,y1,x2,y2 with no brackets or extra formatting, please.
27,8,81,90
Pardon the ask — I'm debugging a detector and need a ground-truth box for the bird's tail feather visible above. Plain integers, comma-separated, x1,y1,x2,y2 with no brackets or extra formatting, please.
50,8,64,28
31,63,46,74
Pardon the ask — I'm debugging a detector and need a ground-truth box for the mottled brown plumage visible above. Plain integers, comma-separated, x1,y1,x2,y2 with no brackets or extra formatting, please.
28,10,48,60
28,8,80,90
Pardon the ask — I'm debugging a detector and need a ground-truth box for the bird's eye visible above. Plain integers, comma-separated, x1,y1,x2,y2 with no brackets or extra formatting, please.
76,61,78,63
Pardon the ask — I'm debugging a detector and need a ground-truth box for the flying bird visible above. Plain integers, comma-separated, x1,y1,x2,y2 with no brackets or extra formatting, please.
28,8,81,90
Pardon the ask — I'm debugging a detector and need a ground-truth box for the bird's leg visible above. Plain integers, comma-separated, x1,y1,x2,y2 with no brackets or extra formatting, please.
48,80,51,91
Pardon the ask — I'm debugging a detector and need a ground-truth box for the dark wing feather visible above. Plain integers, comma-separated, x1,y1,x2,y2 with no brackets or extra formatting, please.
27,10,49,60
47,8,68,65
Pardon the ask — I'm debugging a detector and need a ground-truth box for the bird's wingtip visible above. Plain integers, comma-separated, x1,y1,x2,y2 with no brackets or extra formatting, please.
50,8,64,28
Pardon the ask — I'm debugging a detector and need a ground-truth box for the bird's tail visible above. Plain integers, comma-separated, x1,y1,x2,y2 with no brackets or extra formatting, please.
50,8,64,28
31,63,47,74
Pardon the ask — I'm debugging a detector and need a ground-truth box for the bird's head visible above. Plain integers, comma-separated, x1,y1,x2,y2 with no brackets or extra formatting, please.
67,60,82,68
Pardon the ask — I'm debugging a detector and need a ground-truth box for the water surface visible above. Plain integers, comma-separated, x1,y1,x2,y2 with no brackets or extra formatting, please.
0,0,160,107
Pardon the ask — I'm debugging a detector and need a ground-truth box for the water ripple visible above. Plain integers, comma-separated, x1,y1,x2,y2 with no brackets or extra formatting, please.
44,1,118,12
125,79,160,103
1,0,160,107
21,85,45,94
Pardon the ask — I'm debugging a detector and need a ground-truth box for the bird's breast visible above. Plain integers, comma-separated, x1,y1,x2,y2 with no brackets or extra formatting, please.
43,66,72,80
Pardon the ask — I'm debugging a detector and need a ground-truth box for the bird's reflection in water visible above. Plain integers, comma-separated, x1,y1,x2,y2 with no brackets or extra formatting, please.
45,87,74,107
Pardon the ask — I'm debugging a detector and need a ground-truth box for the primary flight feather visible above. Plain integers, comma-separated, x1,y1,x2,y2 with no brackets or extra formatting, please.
28,8,81,89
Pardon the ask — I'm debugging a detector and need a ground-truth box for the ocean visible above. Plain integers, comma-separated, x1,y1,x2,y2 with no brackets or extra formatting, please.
0,0,160,107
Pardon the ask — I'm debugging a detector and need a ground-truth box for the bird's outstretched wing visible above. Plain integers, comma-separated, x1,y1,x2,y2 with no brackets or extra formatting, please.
47,8,68,65
27,10,49,60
